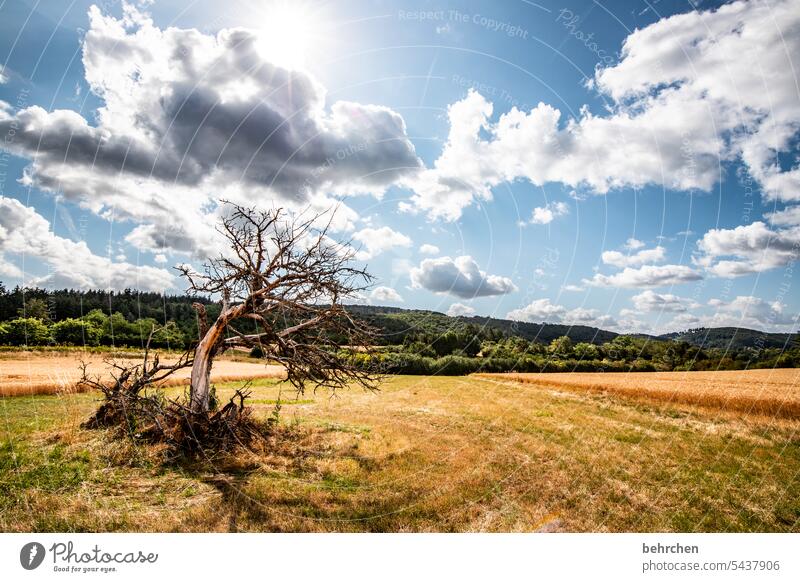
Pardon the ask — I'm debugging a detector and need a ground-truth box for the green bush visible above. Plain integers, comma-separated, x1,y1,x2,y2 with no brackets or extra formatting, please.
150,321,187,348
2,318,51,346
52,318,102,346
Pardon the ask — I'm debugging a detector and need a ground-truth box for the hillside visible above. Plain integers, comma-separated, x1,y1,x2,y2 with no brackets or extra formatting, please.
346,305,620,345
659,327,798,350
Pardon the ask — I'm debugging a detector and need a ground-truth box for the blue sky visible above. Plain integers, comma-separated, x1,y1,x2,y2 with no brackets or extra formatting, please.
1,0,799,333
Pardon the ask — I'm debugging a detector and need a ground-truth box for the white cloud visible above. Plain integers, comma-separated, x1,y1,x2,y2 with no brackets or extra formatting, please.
410,255,517,298
0,260,22,278
707,296,797,328
562,307,617,328
529,201,569,225
625,238,645,250
506,299,566,323
0,4,420,256
766,206,800,227
447,303,476,317
694,221,800,277
616,308,653,334
602,245,666,268
369,286,403,303
586,264,702,288
402,0,800,220
0,197,173,291
562,284,585,292
595,0,800,205
506,298,616,328
665,296,798,333
632,290,700,313
352,226,412,261
153,253,168,264
419,243,440,255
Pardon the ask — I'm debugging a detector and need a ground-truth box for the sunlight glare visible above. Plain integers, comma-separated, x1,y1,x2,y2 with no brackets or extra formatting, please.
255,2,320,70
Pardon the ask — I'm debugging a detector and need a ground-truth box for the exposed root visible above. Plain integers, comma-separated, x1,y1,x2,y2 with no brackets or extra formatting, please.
82,382,272,458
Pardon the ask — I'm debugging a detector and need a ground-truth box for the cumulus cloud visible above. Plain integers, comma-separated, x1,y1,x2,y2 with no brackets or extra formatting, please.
586,264,702,288
625,238,645,250
706,296,797,328
665,295,798,333
562,284,584,292
410,255,517,298
602,245,666,268
694,222,800,277
506,298,616,328
766,206,800,227
419,243,440,255
0,197,173,291
0,4,420,255
529,201,569,225
369,286,403,303
352,226,412,261
402,0,800,220
447,303,476,317
631,290,700,313
616,308,654,334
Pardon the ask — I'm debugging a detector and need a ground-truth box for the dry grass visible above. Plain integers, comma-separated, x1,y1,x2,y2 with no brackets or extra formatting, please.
0,350,285,396
1,369,799,532
476,369,800,420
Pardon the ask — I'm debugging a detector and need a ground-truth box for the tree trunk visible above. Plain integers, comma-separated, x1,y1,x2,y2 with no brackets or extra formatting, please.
190,310,234,413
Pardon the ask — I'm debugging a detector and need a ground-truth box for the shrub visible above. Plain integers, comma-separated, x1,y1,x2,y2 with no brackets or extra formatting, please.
2,318,51,346
52,318,102,346
431,355,481,375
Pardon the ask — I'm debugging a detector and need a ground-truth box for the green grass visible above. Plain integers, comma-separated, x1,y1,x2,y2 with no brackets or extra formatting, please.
0,374,798,532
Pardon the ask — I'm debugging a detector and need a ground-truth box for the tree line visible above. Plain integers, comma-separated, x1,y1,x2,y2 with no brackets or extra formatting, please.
1,284,797,373
352,333,800,374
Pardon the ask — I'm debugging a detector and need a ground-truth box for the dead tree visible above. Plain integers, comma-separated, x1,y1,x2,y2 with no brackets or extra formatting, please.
178,202,379,414
81,202,380,453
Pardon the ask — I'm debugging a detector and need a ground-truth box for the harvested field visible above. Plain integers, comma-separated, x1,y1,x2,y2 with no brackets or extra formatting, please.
475,369,800,420
1,371,799,532
0,351,285,396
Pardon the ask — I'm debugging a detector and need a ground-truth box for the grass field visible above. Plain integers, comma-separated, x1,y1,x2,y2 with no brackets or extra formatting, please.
1,360,798,532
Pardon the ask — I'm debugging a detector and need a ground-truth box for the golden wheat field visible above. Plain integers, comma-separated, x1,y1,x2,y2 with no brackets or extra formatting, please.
477,369,800,420
0,351,285,396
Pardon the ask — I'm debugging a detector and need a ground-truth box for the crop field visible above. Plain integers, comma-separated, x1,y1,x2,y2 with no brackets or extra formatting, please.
1,356,798,533
0,351,285,396
477,369,800,420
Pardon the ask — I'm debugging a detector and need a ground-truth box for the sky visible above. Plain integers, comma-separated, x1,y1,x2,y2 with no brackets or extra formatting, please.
0,0,799,334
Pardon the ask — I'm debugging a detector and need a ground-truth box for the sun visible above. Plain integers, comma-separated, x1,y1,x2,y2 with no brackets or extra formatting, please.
254,1,321,70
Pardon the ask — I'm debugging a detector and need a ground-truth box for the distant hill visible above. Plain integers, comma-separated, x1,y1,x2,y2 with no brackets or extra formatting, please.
347,305,622,345
347,306,799,350
659,327,799,350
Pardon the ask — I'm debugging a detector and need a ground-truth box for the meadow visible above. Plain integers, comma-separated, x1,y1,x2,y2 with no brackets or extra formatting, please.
0,354,798,532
